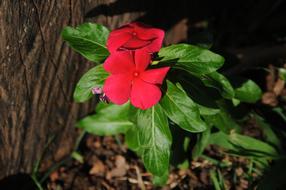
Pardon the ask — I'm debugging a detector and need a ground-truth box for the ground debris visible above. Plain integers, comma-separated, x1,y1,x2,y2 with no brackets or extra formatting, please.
46,134,261,190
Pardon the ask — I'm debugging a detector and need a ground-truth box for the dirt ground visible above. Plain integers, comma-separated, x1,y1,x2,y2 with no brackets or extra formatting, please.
45,134,261,190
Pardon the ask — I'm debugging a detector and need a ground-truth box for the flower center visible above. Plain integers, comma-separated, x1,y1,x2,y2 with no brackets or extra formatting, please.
132,32,137,36
133,71,139,77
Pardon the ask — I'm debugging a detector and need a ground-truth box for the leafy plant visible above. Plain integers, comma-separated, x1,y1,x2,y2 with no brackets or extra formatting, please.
62,22,270,186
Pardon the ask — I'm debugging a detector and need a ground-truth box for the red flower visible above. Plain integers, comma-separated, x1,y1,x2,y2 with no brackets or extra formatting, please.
103,50,170,110
107,22,164,54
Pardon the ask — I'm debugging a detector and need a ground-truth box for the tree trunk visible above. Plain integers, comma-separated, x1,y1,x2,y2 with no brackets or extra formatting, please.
0,0,93,179
0,0,187,180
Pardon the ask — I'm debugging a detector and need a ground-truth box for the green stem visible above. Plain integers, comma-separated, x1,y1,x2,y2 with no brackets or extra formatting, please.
39,157,71,183
210,169,221,190
74,131,86,151
31,175,44,190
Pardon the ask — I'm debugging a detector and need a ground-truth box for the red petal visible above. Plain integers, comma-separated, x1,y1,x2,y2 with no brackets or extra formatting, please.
109,24,133,36
129,22,151,29
130,78,161,110
103,51,135,74
107,29,132,53
140,67,170,84
134,50,151,72
136,28,165,52
145,34,164,52
122,37,151,50
107,22,164,53
103,74,132,105
137,28,164,40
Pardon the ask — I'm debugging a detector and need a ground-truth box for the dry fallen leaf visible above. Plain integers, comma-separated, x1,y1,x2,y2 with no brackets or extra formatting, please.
49,170,59,182
262,92,278,106
239,178,249,189
106,155,129,179
235,167,244,177
89,160,106,175
273,79,285,96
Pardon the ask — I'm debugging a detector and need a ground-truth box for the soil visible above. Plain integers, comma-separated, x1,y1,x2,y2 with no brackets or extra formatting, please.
45,134,262,190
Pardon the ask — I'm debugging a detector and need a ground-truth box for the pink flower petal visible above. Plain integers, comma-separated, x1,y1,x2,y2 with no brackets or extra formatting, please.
103,51,135,74
103,74,132,105
130,78,161,110
134,50,151,72
107,30,133,53
140,67,170,84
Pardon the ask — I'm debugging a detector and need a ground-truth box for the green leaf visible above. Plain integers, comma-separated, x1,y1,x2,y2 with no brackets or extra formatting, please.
232,98,240,106
279,68,286,81
71,151,84,164
253,114,282,151
160,81,207,132
198,104,220,115
77,102,133,136
126,105,172,176
179,76,220,115
153,170,169,186
192,127,211,159
232,78,262,103
209,131,279,158
204,109,240,133
208,132,237,150
62,23,110,63
170,126,190,168
158,44,224,75
272,107,286,122
74,64,109,102
210,169,223,190
125,127,139,151
201,72,234,99
178,159,189,170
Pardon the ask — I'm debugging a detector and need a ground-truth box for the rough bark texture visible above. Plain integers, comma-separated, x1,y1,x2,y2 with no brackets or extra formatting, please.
0,0,90,179
0,0,187,179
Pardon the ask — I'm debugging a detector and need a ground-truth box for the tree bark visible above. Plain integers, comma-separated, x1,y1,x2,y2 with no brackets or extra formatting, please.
0,0,93,179
0,0,187,179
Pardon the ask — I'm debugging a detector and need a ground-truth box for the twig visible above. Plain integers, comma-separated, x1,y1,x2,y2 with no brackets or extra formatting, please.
134,166,146,190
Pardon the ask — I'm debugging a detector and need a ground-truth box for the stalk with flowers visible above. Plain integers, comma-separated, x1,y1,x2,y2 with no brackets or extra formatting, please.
62,22,268,185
